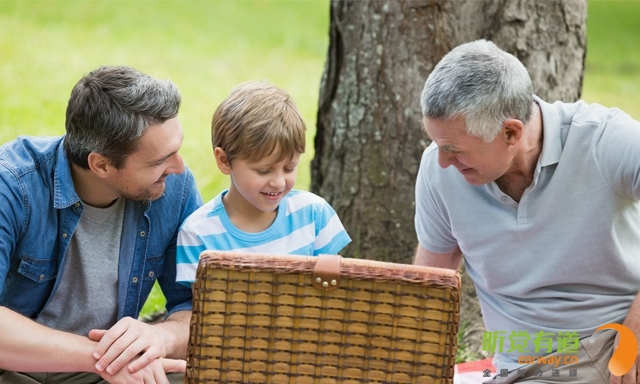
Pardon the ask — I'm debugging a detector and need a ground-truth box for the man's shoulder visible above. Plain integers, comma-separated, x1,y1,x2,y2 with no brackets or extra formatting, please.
0,135,62,152
542,98,640,158
546,97,631,129
572,102,637,134
0,136,62,176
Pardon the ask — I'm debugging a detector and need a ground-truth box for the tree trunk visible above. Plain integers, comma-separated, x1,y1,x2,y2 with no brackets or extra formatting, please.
312,0,586,361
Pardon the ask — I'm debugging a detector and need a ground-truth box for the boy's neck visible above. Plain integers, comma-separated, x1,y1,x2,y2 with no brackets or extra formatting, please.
222,190,278,233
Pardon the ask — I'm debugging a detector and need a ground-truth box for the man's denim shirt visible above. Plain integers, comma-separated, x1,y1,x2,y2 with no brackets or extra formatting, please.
0,136,203,320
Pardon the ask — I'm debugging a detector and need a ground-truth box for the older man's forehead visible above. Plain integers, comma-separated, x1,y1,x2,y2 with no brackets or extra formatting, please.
424,116,468,139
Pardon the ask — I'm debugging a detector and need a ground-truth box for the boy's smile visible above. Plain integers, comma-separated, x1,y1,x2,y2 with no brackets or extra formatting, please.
262,191,283,200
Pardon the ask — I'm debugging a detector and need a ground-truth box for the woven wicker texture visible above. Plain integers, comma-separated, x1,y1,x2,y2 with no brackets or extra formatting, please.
187,251,461,384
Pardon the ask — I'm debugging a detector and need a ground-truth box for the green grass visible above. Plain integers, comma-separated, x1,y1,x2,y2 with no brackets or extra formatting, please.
583,0,640,118
0,0,330,200
1,0,639,319
455,321,481,364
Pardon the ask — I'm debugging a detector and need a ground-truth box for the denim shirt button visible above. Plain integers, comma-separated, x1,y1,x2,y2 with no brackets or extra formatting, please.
139,231,146,237
39,274,45,281
74,202,81,207
132,276,139,283
61,233,68,239
148,271,155,278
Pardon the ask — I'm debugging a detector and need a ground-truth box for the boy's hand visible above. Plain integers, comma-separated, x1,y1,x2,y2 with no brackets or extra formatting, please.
99,355,185,384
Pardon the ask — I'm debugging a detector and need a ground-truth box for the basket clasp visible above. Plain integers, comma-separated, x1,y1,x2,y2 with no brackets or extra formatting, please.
312,254,341,291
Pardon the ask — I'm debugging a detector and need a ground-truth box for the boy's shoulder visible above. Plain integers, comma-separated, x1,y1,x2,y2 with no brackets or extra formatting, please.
284,189,328,205
179,191,226,231
282,190,336,218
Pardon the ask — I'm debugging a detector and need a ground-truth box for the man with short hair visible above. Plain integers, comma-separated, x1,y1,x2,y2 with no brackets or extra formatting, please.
414,40,640,383
0,65,202,384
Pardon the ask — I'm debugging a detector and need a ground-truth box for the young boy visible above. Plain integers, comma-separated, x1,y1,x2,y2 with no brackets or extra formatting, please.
175,81,351,285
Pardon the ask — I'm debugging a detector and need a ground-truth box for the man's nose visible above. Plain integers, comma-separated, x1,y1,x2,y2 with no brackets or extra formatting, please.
167,153,186,175
437,149,456,169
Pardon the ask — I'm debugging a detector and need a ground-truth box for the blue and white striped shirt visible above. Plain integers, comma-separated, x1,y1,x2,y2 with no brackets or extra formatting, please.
176,190,351,286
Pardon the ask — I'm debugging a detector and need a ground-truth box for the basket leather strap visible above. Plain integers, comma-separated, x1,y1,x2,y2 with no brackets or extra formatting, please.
313,254,341,291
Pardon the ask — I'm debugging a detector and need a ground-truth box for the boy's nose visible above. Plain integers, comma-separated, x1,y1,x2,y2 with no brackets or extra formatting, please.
269,174,286,189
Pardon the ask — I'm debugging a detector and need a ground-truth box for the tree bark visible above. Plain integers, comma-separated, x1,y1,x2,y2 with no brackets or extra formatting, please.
312,0,586,361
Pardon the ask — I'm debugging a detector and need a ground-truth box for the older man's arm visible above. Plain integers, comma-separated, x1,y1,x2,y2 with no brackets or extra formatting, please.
413,244,463,270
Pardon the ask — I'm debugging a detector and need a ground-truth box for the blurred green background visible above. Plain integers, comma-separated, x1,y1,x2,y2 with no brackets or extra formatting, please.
1,0,638,317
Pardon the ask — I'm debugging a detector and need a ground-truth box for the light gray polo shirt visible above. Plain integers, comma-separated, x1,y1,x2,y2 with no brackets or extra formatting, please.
415,96,640,369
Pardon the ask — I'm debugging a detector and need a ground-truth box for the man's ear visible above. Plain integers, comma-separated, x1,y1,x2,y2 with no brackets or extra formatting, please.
87,152,113,179
502,119,524,146
214,147,231,175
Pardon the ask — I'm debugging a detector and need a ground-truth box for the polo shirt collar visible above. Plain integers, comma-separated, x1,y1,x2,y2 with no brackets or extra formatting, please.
535,95,563,167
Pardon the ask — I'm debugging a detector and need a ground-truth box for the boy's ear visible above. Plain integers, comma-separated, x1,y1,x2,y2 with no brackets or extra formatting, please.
214,147,232,175
87,152,113,179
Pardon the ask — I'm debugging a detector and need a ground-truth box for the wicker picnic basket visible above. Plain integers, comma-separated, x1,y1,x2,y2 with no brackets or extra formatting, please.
186,251,461,384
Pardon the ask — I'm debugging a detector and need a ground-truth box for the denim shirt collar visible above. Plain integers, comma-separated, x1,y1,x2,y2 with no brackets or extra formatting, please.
53,139,82,209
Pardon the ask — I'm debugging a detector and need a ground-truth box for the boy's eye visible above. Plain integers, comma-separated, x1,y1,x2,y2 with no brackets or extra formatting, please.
284,168,294,173
257,169,270,175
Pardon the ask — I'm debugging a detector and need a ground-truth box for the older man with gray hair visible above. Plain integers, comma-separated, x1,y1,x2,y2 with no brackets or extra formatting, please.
414,39,640,383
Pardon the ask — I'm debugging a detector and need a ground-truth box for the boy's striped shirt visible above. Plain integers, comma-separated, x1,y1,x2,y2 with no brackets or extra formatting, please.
176,190,351,286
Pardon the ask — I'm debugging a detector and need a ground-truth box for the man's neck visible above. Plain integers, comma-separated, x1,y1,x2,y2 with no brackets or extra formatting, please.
496,103,544,202
70,163,119,208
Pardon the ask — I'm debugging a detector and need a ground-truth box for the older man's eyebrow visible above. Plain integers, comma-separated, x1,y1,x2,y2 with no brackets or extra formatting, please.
438,145,459,153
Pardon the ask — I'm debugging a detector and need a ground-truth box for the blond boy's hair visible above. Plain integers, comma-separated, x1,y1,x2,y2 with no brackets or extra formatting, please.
212,81,306,164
